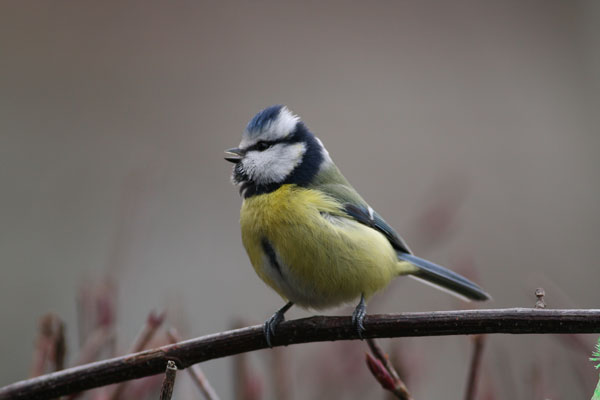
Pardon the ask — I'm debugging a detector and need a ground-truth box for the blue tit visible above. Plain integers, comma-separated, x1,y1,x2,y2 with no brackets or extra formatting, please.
225,105,490,346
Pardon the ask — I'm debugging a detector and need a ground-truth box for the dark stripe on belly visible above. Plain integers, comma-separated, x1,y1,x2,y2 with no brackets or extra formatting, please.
261,238,282,277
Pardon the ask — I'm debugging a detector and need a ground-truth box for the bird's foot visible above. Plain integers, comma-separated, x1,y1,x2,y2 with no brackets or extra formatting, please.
351,294,367,339
263,301,293,347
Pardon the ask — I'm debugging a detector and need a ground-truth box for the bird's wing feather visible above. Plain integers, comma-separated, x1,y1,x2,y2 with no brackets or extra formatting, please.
342,203,412,254
308,164,412,254
307,162,490,301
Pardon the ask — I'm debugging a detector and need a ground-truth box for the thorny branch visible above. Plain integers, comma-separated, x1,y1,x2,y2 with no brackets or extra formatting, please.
2,308,600,400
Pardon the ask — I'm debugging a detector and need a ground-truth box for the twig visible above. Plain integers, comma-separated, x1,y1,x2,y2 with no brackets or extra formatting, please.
167,328,220,400
366,339,401,382
71,328,115,367
130,311,167,354
232,320,262,400
233,349,262,400
78,279,117,339
108,310,166,400
271,347,291,400
31,314,66,377
3,308,600,399
159,361,177,400
366,339,412,399
463,335,486,400
388,340,413,389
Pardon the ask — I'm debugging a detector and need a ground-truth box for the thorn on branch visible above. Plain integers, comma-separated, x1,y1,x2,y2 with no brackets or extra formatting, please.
535,288,546,309
167,328,220,400
159,361,177,400
366,339,413,400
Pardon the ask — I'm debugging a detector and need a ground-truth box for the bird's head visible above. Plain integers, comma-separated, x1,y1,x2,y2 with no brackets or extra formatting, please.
225,105,331,198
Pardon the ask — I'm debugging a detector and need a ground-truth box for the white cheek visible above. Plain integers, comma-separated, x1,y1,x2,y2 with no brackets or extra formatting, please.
242,143,306,184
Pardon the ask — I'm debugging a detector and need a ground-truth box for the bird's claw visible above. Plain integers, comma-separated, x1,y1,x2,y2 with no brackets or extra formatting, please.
263,302,293,347
263,311,285,347
351,294,367,339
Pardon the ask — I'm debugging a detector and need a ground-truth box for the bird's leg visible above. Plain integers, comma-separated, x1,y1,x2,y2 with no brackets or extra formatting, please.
263,301,293,347
351,294,367,339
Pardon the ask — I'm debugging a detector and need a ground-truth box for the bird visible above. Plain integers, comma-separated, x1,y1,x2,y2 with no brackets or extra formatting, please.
225,105,490,347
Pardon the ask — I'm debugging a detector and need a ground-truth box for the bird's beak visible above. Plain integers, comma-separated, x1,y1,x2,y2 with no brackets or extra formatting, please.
224,147,244,163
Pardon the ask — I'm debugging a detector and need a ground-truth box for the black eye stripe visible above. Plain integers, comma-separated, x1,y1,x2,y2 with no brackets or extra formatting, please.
244,128,301,152
246,138,292,152
246,141,269,152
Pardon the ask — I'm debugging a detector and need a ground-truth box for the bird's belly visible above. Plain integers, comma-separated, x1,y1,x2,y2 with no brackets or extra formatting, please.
240,185,398,309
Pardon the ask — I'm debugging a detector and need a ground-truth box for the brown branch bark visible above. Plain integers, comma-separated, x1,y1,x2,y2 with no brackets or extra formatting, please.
2,308,600,400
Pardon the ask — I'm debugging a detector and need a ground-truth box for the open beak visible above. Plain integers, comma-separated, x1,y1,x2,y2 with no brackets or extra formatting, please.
224,147,244,163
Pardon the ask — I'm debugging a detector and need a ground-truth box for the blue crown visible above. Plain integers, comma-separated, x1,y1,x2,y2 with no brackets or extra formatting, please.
246,105,284,134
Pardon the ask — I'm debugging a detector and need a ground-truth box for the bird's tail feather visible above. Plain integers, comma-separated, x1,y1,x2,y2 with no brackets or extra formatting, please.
397,253,490,301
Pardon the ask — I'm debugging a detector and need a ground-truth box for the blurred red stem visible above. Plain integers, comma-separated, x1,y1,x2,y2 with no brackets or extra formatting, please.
366,339,413,400
464,335,486,400
30,314,66,377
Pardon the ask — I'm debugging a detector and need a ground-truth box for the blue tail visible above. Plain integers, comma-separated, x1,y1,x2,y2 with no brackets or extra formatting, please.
398,253,490,301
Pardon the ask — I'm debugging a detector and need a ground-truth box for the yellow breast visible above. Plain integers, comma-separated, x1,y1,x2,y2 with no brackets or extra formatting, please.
240,184,398,309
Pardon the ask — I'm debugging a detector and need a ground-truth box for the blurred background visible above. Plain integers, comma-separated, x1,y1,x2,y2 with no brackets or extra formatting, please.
1,1,599,398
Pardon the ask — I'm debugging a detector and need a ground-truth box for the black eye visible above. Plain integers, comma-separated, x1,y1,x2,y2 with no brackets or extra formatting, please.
255,141,271,151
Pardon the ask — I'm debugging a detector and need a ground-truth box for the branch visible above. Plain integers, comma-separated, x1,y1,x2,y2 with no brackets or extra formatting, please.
2,308,600,400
